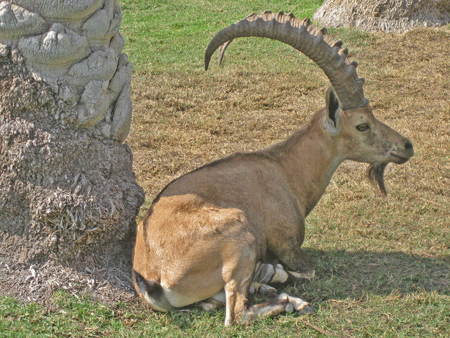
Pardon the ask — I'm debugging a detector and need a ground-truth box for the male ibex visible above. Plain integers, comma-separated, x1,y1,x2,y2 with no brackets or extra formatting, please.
133,11,414,325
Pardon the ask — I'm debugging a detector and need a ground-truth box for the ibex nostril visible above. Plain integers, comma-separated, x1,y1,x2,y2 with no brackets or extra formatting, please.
405,141,413,150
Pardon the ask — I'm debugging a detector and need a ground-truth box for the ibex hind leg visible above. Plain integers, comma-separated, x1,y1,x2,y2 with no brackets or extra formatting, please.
198,290,226,311
221,247,259,326
201,262,294,311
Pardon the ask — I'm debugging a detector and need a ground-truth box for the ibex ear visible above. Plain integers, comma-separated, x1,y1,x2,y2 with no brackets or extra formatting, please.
324,87,341,134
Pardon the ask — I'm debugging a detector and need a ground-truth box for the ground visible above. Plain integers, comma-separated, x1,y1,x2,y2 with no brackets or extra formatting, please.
1,25,449,331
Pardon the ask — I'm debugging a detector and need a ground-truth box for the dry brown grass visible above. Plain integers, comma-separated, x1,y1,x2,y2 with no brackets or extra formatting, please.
127,29,450,331
122,29,450,336
2,24,448,338
129,44,327,211
129,27,449,239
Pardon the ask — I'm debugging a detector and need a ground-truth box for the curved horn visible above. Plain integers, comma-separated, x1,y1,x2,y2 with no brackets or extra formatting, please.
205,11,369,110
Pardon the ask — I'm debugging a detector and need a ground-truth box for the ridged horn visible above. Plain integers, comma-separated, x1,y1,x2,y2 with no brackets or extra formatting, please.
205,11,369,110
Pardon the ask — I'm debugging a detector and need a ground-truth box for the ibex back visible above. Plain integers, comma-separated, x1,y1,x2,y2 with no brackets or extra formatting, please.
133,11,414,325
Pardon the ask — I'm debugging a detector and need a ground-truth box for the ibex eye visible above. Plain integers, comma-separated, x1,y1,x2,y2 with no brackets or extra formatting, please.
356,124,369,132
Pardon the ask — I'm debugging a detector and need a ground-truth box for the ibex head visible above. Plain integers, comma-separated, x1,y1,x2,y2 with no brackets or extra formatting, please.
323,87,413,194
205,11,413,194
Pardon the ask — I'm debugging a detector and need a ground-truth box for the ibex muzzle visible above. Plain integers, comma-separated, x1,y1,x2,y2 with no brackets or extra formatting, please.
133,11,413,325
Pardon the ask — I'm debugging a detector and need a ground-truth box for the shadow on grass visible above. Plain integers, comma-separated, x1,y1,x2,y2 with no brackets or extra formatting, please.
293,248,450,303
150,248,449,330
103,247,448,308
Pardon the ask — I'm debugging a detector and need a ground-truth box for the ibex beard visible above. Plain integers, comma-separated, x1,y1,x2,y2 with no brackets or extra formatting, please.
132,11,414,326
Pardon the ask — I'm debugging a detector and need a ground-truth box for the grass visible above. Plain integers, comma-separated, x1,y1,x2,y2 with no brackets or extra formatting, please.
1,289,449,337
0,292,127,337
2,0,450,337
121,0,324,73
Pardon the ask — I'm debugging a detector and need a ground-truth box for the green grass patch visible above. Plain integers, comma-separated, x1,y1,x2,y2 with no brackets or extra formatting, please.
121,0,325,73
2,288,449,337
3,0,450,337
0,292,125,337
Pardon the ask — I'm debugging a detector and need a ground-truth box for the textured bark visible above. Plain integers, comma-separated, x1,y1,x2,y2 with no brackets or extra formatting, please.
314,0,450,33
0,0,144,263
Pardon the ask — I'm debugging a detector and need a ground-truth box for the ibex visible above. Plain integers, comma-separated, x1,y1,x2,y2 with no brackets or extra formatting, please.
133,11,414,325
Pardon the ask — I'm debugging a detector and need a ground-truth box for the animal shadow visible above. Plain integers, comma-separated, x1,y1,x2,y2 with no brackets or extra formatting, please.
292,248,450,302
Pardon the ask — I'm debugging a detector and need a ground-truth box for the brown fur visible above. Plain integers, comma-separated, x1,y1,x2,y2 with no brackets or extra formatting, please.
132,88,413,325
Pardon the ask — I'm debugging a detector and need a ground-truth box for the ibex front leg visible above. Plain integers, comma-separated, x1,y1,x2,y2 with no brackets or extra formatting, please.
249,262,289,295
240,293,313,323
266,218,315,280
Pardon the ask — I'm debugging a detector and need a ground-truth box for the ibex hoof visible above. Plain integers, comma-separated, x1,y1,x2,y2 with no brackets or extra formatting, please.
297,305,314,315
249,282,277,295
285,302,295,313
260,284,277,295
288,269,315,281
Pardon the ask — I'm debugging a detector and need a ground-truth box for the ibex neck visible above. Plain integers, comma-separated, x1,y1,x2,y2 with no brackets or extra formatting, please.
270,116,343,217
